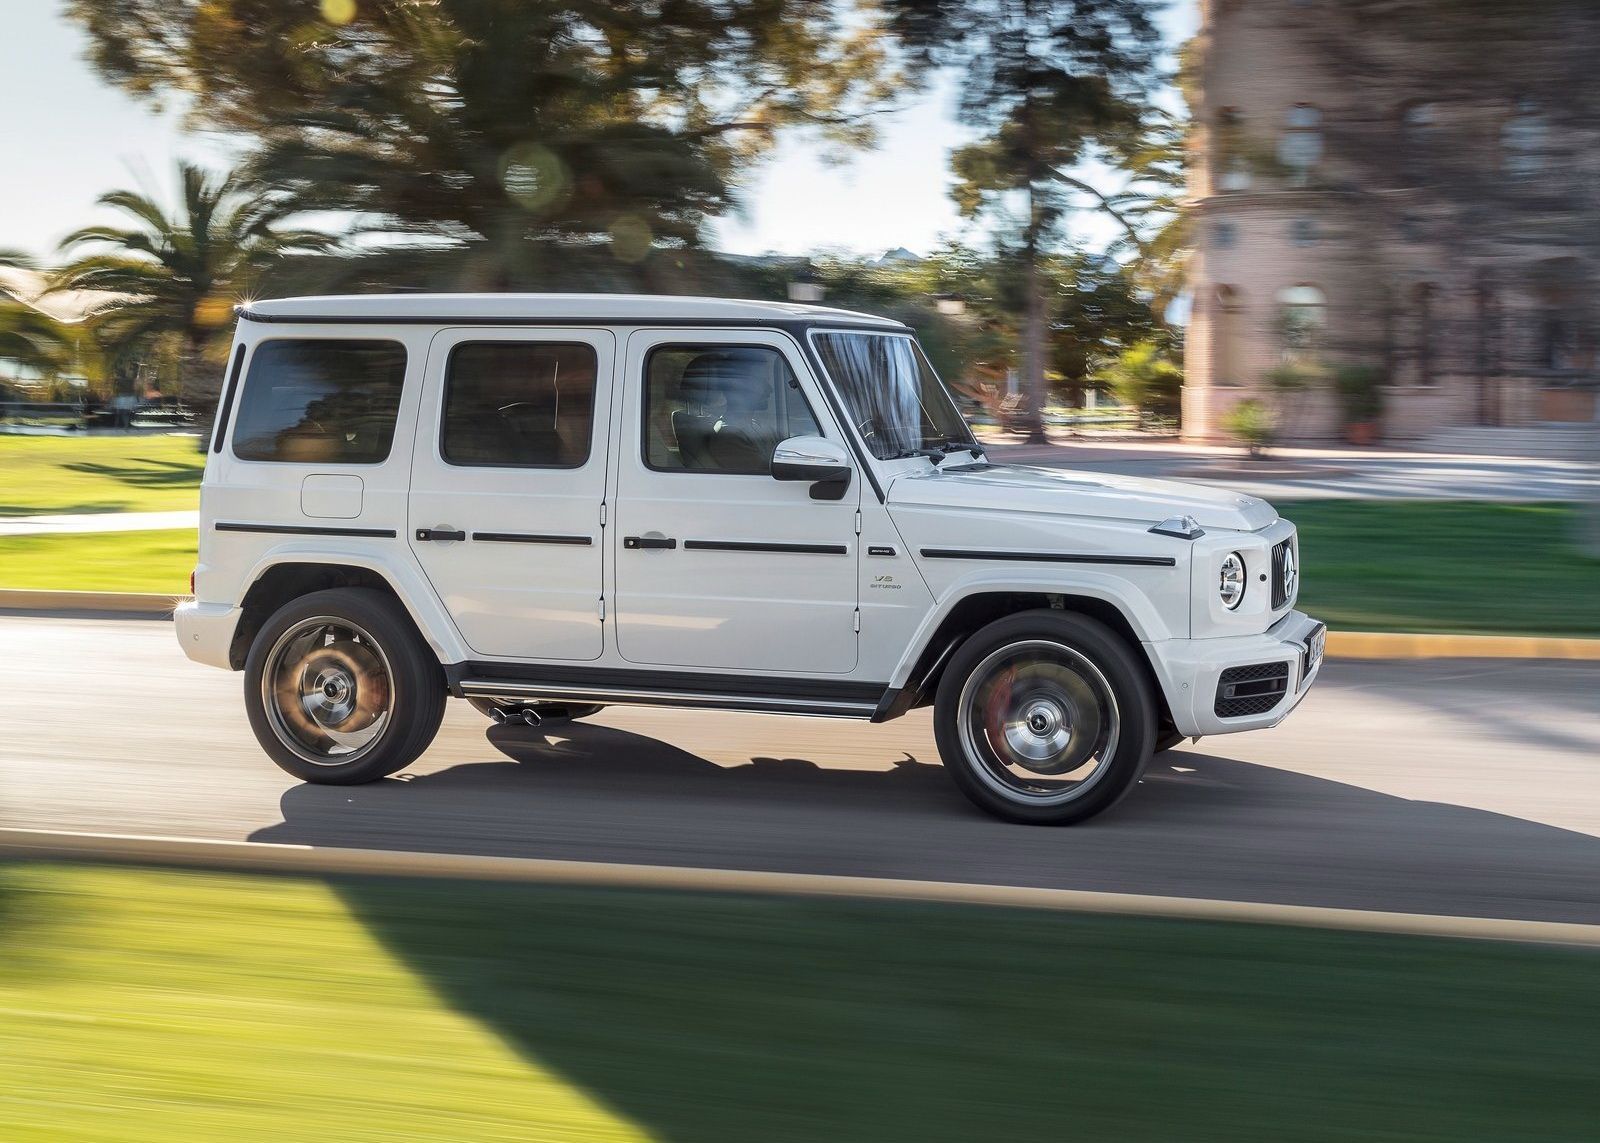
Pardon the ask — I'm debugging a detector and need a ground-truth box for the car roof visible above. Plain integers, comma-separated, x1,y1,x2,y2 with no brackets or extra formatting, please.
238,293,909,329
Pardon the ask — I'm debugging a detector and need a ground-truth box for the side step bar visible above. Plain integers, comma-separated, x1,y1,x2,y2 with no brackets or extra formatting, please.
456,678,879,720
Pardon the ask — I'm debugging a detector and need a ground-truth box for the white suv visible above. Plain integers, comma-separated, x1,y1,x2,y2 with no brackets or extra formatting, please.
177,294,1323,824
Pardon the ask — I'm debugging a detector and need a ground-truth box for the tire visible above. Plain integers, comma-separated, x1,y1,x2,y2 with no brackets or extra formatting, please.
933,610,1157,825
244,587,446,785
466,698,606,722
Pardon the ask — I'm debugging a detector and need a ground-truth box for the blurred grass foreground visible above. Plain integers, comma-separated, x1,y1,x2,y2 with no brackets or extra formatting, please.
1,862,1598,1142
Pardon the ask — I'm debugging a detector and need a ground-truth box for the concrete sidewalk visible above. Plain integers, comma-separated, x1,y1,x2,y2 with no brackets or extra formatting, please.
0,509,199,536
980,436,1597,501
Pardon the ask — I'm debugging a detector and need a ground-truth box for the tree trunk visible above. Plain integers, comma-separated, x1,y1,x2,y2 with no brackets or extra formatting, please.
1020,199,1049,445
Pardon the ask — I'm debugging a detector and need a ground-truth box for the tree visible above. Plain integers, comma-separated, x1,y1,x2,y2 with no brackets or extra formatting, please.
67,0,898,291
0,249,73,380
50,163,334,407
1095,339,1182,423
885,0,1163,441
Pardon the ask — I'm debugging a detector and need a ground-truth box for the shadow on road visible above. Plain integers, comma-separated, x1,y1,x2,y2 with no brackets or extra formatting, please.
250,717,1600,925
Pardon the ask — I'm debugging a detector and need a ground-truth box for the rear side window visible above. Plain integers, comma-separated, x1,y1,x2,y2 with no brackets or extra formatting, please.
231,339,407,464
441,342,597,468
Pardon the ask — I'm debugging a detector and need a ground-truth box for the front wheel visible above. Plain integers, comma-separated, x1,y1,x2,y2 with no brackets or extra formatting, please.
244,588,446,784
933,611,1156,825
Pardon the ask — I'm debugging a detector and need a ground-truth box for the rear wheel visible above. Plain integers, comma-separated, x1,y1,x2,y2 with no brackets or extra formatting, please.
244,588,445,784
934,611,1156,825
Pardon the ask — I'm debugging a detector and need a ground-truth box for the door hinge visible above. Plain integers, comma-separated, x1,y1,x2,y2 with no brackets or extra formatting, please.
853,509,862,534
853,608,861,633
599,502,607,527
598,597,606,621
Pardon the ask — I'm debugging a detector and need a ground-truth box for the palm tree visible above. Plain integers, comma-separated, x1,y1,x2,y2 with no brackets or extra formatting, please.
0,249,72,381
50,163,333,406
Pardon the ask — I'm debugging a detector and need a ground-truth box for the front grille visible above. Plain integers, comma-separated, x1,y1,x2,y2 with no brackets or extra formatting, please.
1271,538,1295,610
1215,661,1291,718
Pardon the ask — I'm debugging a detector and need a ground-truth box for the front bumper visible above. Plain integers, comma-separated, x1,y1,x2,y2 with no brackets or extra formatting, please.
174,600,242,670
1145,610,1325,738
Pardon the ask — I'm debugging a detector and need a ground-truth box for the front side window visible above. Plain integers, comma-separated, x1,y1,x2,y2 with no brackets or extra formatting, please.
811,332,976,461
442,341,597,468
644,344,820,475
232,339,406,464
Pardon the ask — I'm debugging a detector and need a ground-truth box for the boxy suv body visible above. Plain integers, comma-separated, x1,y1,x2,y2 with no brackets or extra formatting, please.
178,294,1323,824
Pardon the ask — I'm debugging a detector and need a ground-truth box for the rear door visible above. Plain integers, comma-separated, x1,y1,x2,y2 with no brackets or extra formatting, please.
408,327,614,660
610,328,860,674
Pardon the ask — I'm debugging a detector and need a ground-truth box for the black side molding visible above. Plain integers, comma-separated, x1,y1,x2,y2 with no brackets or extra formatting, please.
216,522,397,539
473,532,593,546
683,540,849,555
919,548,1177,568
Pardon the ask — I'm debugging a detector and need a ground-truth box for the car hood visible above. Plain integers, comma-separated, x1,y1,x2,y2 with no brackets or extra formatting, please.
887,462,1278,532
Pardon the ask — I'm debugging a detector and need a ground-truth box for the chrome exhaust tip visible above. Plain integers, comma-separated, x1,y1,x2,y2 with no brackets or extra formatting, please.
488,704,542,727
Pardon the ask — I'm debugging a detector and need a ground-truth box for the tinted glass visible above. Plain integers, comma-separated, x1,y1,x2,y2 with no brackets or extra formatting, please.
811,332,975,460
232,339,406,464
442,342,598,468
644,345,820,475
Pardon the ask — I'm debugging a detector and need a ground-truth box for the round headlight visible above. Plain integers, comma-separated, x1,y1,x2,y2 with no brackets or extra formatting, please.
1219,552,1247,610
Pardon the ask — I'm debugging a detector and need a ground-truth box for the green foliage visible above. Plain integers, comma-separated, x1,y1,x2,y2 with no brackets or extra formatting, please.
1333,364,1386,424
1265,360,1324,392
66,1,899,291
1222,397,1276,455
1096,340,1182,419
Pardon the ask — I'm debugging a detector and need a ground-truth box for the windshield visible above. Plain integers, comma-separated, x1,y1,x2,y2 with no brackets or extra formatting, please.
811,331,980,461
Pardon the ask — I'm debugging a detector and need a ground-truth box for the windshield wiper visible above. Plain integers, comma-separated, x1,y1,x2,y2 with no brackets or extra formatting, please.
885,446,947,461
925,437,986,458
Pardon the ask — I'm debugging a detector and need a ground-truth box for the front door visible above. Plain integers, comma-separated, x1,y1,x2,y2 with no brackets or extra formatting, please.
408,327,614,660
611,329,860,674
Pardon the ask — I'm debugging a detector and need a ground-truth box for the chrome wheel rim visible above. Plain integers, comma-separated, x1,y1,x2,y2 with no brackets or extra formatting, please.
262,616,393,767
956,639,1120,806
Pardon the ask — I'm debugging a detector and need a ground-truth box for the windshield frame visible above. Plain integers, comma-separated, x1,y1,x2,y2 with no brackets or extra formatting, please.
804,327,982,467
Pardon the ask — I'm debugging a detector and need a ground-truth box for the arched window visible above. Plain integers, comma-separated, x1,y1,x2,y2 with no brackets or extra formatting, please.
1213,285,1246,386
1400,101,1439,181
1278,104,1323,184
1277,285,1325,356
1216,107,1251,192
1503,98,1549,179
1411,283,1436,386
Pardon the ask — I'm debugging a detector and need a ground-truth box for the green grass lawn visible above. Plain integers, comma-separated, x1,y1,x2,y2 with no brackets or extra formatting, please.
1291,500,1600,636
1,862,1596,1142
0,434,203,516
0,528,196,593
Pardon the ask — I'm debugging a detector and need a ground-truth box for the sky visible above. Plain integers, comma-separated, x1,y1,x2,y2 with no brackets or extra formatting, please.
0,1,1198,265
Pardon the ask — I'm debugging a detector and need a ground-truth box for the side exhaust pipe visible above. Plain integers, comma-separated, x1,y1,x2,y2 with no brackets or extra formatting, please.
488,704,542,727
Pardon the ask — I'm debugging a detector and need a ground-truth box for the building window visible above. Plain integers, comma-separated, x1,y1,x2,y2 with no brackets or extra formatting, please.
1400,102,1439,182
1213,285,1246,386
1411,283,1436,386
1503,99,1549,179
1212,220,1238,249
1216,108,1251,192
1278,104,1323,184
1289,218,1318,246
1277,285,1325,358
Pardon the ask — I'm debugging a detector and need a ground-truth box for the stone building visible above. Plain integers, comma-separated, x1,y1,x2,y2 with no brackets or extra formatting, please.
1182,0,1600,444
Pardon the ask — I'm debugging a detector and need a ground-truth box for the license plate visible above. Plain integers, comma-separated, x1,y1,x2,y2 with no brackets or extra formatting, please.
1301,623,1326,687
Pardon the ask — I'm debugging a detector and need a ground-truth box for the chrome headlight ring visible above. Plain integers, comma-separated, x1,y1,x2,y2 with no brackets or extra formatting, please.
1219,551,1247,610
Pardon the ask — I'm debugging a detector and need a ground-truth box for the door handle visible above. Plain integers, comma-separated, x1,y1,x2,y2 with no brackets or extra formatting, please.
415,527,467,542
623,535,677,550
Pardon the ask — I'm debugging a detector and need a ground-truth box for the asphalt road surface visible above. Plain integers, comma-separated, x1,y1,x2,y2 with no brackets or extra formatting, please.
3,615,1599,924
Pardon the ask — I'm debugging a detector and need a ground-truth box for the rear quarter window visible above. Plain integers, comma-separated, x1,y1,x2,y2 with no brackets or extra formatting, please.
231,339,407,464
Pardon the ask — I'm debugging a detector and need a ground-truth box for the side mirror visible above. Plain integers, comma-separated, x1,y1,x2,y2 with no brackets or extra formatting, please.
772,435,852,501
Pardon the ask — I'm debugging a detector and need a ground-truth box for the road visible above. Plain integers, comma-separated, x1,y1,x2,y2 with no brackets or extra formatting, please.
3,615,1599,924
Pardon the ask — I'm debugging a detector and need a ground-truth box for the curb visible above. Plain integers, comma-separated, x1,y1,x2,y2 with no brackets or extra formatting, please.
2,827,1597,948
0,588,185,615
2,589,1598,661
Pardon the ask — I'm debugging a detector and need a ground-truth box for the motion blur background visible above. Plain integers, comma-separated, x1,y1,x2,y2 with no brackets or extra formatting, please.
1,1,1598,1140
